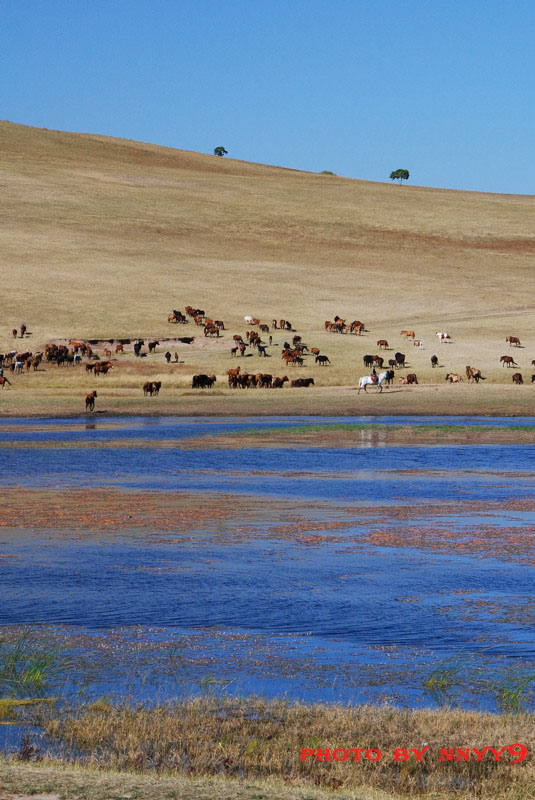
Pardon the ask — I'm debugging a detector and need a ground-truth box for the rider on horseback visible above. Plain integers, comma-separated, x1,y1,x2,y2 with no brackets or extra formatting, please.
370,366,377,383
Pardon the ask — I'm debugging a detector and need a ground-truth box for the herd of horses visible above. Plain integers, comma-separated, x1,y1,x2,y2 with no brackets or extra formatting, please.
2,314,535,412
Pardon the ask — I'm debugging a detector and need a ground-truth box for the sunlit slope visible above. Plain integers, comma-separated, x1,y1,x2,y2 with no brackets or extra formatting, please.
1,119,534,339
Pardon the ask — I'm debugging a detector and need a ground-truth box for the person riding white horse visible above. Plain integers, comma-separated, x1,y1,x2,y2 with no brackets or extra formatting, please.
358,370,390,394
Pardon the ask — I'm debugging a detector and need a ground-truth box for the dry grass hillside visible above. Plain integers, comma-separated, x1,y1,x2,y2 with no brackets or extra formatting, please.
1,119,535,416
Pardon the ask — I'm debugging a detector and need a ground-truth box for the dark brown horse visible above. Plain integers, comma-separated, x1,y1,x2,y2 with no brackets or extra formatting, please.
84,390,97,411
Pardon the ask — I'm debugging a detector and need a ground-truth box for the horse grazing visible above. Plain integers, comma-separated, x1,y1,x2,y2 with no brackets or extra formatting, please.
315,355,330,365
500,355,517,367
431,355,439,368
192,374,217,388
506,336,521,347
84,390,97,411
512,373,523,385
435,332,451,343
445,373,463,383
272,376,288,388
376,339,389,349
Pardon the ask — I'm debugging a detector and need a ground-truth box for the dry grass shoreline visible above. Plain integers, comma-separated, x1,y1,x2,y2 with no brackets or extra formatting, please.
2,698,534,800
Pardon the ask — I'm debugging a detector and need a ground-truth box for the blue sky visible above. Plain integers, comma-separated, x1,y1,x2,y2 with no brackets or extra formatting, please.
2,0,534,193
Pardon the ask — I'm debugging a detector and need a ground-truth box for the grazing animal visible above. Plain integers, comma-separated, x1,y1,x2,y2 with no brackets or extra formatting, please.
445,373,463,383
315,355,330,365
0,376,12,388
512,372,523,385
371,355,384,368
148,341,159,354
115,344,124,353
12,329,17,339
363,355,374,368
376,339,388,349
93,361,113,376
401,330,415,339
192,374,217,388
272,376,288,388
394,352,406,368
84,390,97,411
291,377,314,387
500,355,517,367
350,321,365,334
85,363,95,372
465,365,485,383
20,324,27,338
406,373,418,384
435,332,451,343
506,336,521,347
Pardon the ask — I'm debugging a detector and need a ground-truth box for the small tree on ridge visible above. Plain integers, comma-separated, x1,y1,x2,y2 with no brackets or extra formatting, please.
390,168,409,184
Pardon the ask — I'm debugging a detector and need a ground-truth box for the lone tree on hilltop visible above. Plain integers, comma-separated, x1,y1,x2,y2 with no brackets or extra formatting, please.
214,146,228,157
390,168,409,184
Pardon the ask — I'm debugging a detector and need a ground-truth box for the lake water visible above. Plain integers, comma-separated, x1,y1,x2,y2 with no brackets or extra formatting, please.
1,415,534,730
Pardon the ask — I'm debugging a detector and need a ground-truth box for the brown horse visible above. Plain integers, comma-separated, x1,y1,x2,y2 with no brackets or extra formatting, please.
84,390,97,411
0,376,12,389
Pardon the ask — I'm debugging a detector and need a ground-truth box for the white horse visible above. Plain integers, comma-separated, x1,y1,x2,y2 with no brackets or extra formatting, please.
358,371,390,394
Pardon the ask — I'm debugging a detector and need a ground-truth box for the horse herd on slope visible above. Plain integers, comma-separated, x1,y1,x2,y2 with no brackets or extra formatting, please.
2,314,535,412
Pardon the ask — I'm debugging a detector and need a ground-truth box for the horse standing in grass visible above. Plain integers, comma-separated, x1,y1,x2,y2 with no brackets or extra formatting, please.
84,390,97,411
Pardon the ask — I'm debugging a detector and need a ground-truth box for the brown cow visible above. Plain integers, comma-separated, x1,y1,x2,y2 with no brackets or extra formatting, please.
84,390,97,411
512,373,523,384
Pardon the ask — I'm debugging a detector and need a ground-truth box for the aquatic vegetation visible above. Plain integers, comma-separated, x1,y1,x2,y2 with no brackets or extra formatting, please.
0,630,71,699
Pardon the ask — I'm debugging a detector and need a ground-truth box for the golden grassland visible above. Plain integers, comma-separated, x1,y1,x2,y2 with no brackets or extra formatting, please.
2,698,535,799
1,120,535,416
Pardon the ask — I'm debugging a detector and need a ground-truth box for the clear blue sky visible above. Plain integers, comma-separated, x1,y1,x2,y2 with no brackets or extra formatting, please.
3,0,535,193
